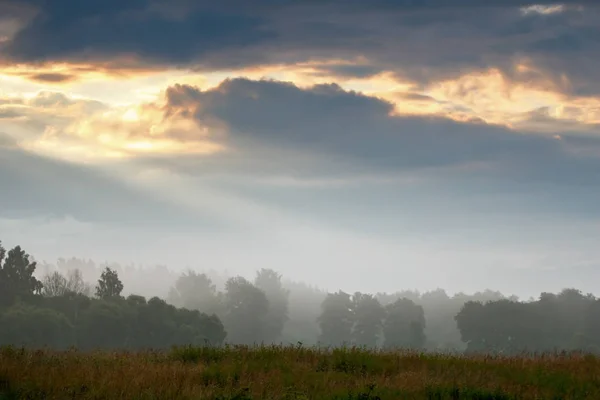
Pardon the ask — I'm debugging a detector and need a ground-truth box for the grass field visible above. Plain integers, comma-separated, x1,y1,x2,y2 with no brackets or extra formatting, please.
1,345,599,399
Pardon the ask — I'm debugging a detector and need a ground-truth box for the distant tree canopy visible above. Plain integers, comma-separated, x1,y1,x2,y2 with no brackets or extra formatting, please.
3,238,600,354
166,269,290,346
254,268,289,343
42,269,91,298
223,276,270,345
352,293,386,347
0,241,226,349
455,288,600,354
317,291,426,349
383,298,426,349
167,270,224,316
318,291,355,346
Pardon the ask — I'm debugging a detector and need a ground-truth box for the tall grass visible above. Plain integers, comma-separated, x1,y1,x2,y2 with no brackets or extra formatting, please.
1,345,599,399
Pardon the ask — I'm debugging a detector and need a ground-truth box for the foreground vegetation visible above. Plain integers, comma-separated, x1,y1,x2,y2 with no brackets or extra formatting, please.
2,345,600,400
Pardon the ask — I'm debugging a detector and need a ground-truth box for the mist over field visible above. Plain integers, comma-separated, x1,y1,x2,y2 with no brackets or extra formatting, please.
2,0,600,358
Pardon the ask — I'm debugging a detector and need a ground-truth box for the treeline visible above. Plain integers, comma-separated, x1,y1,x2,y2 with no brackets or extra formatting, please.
457,290,600,354
2,239,600,354
0,242,225,349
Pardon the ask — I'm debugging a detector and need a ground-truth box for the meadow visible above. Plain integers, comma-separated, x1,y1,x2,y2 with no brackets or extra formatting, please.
2,345,600,400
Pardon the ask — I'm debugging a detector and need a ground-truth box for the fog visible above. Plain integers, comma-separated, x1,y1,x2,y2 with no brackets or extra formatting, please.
2,0,600,355
3,214,599,301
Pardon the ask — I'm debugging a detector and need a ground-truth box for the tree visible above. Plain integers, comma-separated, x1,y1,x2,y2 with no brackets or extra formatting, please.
254,268,289,343
383,298,426,350
281,281,327,346
455,301,487,352
78,299,129,349
42,271,69,297
222,276,269,345
0,241,4,268
583,299,600,353
318,291,354,347
167,270,223,315
418,289,458,350
0,243,43,306
456,299,542,354
67,269,92,296
95,267,123,299
0,303,74,348
352,292,386,348
43,269,92,297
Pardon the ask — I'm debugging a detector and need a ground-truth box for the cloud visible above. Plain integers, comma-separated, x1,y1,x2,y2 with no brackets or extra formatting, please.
159,78,600,183
2,0,599,96
0,91,108,147
0,131,16,147
5,78,600,215
27,72,77,83
0,144,221,229
3,77,600,242
0,90,223,161
96,77,599,240
1,0,275,67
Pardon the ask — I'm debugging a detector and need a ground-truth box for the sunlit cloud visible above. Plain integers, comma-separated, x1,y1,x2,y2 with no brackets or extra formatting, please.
520,4,567,15
0,88,224,163
4,66,600,170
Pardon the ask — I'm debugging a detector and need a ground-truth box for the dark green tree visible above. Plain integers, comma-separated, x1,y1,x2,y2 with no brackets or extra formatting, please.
352,292,386,348
223,276,269,345
0,303,74,348
383,298,426,350
317,291,354,347
95,267,124,299
78,299,129,349
0,242,43,306
584,299,600,353
454,301,487,352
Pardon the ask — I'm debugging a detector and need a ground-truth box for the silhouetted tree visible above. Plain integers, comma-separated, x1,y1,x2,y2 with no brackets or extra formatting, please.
95,267,123,299
383,298,426,349
223,276,269,345
318,291,354,347
455,290,596,355
0,242,43,306
584,299,600,353
352,292,385,347
454,301,487,352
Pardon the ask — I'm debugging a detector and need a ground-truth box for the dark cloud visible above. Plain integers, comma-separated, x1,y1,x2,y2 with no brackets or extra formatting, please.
119,78,600,235
162,78,600,185
2,0,599,94
0,145,219,229
28,72,77,83
2,0,275,65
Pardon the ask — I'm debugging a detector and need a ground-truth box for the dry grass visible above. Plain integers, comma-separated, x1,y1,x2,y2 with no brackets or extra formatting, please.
1,345,600,399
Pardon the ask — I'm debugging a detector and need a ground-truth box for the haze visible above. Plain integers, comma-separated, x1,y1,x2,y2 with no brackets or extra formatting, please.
2,0,600,300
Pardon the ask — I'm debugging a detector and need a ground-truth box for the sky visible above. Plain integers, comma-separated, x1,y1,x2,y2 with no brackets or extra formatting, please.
1,0,600,298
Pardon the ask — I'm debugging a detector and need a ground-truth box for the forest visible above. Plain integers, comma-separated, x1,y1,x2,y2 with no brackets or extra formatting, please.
1,239,600,355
